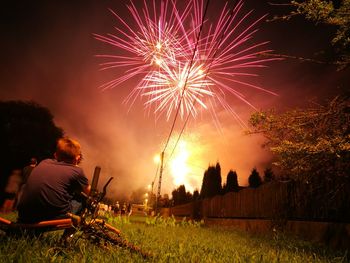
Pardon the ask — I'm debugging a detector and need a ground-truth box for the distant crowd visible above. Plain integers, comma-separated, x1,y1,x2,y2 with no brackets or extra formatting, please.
98,202,132,217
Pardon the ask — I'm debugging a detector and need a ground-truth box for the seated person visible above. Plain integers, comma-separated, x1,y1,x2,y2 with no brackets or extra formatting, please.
17,137,90,223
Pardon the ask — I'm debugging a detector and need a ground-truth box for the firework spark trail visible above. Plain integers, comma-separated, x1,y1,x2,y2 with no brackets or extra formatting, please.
142,61,215,120
194,0,278,92
175,0,281,126
94,0,194,90
95,0,280,121
159,0,278,125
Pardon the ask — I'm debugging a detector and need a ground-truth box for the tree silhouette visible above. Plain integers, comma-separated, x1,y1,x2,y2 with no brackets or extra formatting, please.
192,189,199,200
248,168,262,188
267,1,350,70
277,0,350,69
200,162,222,198
172,185,191,205
263,167,275,183
200,169,209,198
249,96,350,182
214,162,222,195
224,170,240,193
0,100,63,192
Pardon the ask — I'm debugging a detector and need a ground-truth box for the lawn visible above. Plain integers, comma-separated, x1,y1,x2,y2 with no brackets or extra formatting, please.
0,213,347,262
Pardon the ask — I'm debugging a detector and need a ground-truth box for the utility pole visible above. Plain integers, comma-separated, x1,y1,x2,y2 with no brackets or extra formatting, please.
155,151,164,213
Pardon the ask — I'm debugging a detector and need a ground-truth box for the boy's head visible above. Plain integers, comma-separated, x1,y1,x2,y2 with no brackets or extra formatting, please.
54,137,82,165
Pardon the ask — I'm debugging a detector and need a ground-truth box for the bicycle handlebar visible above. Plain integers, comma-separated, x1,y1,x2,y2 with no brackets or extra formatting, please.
101,177,114,201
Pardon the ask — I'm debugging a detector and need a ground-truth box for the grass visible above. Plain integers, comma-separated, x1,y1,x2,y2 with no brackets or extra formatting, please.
0,213,348,262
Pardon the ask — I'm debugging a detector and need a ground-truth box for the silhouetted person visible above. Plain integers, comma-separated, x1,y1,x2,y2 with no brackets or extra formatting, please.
16,157,38,205
17,137,90,223
127,203,132,217
121,202,126,216
114,201,120,216
1,169,22,213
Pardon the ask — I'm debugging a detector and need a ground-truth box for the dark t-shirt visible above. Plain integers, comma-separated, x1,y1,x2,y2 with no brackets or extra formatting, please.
17,159,88,223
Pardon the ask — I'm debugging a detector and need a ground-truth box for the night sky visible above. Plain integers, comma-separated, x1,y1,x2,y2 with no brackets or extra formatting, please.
1,0,348,198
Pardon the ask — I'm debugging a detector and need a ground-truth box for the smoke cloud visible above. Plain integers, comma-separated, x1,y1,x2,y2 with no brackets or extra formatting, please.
1,0,348,199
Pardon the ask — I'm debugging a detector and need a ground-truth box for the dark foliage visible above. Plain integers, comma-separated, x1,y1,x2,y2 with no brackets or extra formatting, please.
248,168,262,188
192,189,199,200
224,170,240,193
249,96,350,181
0,100,63,191
200,162,222,198
263,167,275,183
171,185,192,205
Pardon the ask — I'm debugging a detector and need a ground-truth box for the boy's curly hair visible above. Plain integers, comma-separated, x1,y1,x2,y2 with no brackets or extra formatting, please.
55,137,82,164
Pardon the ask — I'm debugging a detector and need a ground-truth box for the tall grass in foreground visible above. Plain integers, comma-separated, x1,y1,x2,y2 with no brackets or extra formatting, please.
0,213,348,262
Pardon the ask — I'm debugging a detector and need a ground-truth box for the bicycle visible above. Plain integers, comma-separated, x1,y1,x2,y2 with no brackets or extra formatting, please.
0,167,150,259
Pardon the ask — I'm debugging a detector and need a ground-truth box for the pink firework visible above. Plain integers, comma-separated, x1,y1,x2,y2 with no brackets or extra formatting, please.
95,0,279,122
188,0,279,122
142,61,214,120
94,0,194,91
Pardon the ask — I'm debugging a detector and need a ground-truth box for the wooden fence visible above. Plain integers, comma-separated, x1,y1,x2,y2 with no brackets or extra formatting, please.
168,180,350,222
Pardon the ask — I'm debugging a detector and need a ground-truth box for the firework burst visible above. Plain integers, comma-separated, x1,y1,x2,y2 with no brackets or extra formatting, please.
94,0,194,90
95,0,279,122
142,61,214,120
